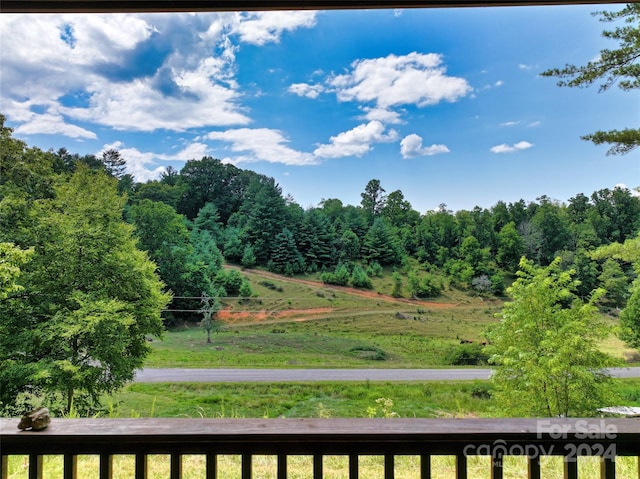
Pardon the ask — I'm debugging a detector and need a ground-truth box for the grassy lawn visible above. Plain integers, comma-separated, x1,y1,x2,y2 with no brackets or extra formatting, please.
148,267,636,368
111,379,640,419
150,269,508,368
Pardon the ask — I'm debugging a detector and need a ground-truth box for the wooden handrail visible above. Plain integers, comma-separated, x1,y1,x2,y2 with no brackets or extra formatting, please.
2,418,639,478
0,0,627,15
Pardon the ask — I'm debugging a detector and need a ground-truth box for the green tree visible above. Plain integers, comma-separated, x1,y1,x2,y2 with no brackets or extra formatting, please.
598,257,629,307
350,265,373,289
0,242,32,300
593,233,640,348
487,258,616,417
391,271,403,298
360,179,387,223
100,149,126,179
541,4,640,155
127,199,192,297
0,167,170,414
241,244,257,269
338,229,360,262
362,217,402,266
496,222,524,271
268,228,304,275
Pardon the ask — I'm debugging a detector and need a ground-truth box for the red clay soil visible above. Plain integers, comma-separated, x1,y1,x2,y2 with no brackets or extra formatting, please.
217,307,335,324
234,267,457,309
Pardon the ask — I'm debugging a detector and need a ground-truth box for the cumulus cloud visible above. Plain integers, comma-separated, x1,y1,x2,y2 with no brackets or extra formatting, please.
0,12,318,137
288,83,325,99
359,107,404,124
400,134,449,159
62,56,250,131
233,11,317,45
14,112,96,139
328,52,472,109
206,128,317,165
99,140,210,182
490,141,534,154
314,121,398,158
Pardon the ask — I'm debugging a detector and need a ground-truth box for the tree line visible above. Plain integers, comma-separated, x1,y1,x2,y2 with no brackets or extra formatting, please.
3,112,640,414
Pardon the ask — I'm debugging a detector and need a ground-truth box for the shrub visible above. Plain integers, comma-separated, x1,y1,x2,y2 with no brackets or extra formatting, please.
446,343,489,366
349,345,387,361
351,265,373,289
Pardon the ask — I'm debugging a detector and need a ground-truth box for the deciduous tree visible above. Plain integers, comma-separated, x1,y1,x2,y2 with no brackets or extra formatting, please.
0,167,170,414
487,258,616,417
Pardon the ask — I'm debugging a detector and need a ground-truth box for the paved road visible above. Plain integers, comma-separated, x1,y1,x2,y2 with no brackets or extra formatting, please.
133,367,640,383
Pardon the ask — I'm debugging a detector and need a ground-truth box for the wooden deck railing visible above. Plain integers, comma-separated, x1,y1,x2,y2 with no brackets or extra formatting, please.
1,418,639,478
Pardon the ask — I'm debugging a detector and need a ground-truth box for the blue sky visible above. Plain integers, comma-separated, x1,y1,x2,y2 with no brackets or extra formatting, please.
1,5,638,212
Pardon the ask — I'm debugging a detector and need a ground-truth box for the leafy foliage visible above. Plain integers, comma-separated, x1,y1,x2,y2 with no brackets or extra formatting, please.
487,258,617,417
0,164,170,414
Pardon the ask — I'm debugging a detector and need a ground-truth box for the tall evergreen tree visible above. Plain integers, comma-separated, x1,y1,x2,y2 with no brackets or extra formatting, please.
542,3,640,155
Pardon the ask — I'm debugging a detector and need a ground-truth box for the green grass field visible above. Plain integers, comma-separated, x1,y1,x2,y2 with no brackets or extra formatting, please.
149,267,636,369
114,267,640,420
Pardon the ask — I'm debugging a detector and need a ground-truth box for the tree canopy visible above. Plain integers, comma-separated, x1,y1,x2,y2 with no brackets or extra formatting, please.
542,3,640,155
487,258,616,417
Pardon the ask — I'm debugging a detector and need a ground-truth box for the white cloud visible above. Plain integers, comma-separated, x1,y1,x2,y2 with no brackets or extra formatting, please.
359,107,404,124
288,83,325,99
314,121,398,158
206,128,317,165
1,12,315,136
233,11,317,45
495,80,504,87
400,134,449,159
518,63,536,71
490,141,534,154
500,121,520,127
328,52,472,109
13,112,96,139
528,121,541,127
394,9,403,17
99,140,209,182
61,65,249,132
615,183,640,197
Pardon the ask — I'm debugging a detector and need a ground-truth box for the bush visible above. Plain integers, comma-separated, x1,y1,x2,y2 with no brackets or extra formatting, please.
366,261,383,277
259,280,283,292
351,265,373,289
408,271,442,298
321,264,350,286
349,345,387,361
446,343,489,366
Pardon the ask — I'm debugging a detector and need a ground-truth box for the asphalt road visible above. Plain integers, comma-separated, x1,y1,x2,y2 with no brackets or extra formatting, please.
133,367,640,383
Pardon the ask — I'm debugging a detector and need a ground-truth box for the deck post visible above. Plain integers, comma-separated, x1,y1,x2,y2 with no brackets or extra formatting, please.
564,458,578,479
456,454,468,479
421,453,431,479
527,456,541,479
277,453,287,479
63,454,77,479
99,453,112,479
600,456,615,479
384,453,395,479
206,454,217,479
135,453,147,479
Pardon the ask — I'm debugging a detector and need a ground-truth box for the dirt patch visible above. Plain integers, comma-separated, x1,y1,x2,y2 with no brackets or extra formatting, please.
234,267,457,309
218,307,335,324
